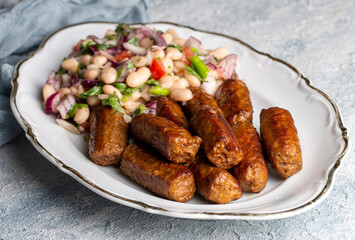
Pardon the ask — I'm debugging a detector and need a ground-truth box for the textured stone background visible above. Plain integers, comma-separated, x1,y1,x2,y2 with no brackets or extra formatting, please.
1,0,354,239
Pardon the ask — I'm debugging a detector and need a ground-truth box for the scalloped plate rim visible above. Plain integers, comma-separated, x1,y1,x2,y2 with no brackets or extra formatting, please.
10,21,350,220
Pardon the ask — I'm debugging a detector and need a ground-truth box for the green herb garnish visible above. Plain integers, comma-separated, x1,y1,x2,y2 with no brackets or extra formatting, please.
107,35,116,40
167,44,184,51
127,37,139,46
80,86,102,98
126,62,136,70
148,86,170,96
101,92,124,113
132,104,149,118
66,103,88,118
97,43,111,50
113,82,127,92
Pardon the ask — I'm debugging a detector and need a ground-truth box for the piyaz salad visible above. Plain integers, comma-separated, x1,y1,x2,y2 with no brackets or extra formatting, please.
42,24,238,133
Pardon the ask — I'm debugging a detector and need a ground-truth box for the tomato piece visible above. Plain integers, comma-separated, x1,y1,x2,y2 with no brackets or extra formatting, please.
113,50,132,62
73,39,83,51
149,58,166,80
182,46,194,65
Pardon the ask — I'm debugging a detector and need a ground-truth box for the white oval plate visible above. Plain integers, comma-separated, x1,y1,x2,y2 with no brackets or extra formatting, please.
10,22,349,220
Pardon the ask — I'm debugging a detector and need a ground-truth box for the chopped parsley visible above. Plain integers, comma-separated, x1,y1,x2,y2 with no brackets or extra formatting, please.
80,86,102,98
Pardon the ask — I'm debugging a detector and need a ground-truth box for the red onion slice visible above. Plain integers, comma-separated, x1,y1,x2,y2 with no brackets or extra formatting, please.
136,26,167,47
44,92,61,114
144,100,157,115
61,74,71,88
45,71,60,91
122,42,147,55
217,54,238,80
183,36,201,49
56,93,76,119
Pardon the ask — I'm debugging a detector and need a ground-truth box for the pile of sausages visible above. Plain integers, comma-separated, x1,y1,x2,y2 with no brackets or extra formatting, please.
88,79,303,204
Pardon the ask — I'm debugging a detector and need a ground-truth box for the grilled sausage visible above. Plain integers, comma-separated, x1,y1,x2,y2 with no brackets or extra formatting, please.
189,105,243,169
183,87,223,119
121,143,196,202
130,114,202,164
89,107,128,166
189,152,242,204
230,121,268,192
260,107,302,179
215,79,268,192
215,79,253,125
155,96,188,129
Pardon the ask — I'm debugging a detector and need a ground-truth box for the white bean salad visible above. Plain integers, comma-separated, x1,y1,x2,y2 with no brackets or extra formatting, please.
42,24,238,133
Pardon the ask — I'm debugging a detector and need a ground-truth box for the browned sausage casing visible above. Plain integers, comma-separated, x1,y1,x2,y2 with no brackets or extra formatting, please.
155,96,188,129
189,152,242,204
231,121,268,192
89,107,129,166
260,107,302,179
130,114,202,164
184,87,224,119
215,79,268,192
189,106,243,169
121,143,196,202
215,79,253,125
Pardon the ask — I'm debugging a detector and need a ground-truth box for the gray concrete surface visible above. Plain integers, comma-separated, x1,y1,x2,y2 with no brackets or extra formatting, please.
1,0,354,239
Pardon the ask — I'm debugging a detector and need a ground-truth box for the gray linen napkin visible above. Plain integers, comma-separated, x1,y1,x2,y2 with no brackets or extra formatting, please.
0,0,149,146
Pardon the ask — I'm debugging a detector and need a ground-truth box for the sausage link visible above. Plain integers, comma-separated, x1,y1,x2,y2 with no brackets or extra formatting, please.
89,107,129,166
189,106,243,169
155,96,189,129
121,143,196,202
130,114,202,164
260,107,302,179
189,152,242,204
183,87,223,119
230,121,268,192
215,79,253,125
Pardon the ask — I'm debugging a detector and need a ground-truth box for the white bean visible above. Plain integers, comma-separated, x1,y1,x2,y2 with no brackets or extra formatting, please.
166,28,179,39
105,29,116,37
58,87,71,96
70,85,85,98
86,95,101,107
184,70,201,87
209,47,228,60
79,54,92,66
170,78,189,90
98,94,110,100
162,33,173,44
101,67,117,84
139,37,154,48
61,58,79,74
131,56,148,67
74,105,90,124
172,38,186,46
123,99,140,112
92,55,107,67
153,49,165,60
207,69,219,78
159,75,174,89
170,88,193,102
42,85,56,102
162,57,173,73
102,85,123,98
126,67,151,87
166,47,183,60
140,85,152,102
87,64,99,70
173,60,185,73
84,68,99,79
130,91,141,101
